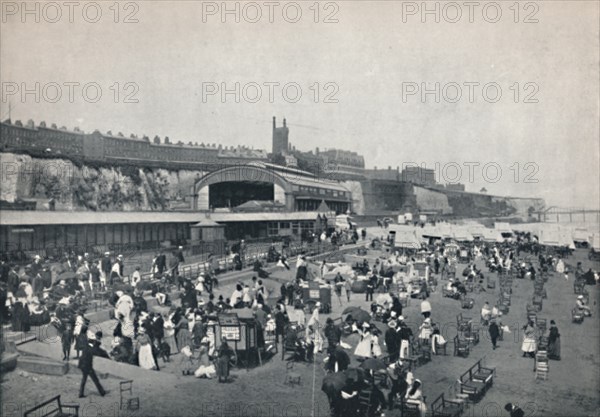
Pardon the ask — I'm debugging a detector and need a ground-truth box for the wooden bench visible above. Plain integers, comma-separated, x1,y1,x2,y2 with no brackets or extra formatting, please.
470,359,494,388
573,282,586,295
461,298,474,309
463,328,479,346
456,313,471,332
398,398,423,417
458,360,494,402
442,288,460,299
453,335,469,357
24,395,79,417
536,318,547,334
431,393,464,417
532,295,543,311
571,308,584,323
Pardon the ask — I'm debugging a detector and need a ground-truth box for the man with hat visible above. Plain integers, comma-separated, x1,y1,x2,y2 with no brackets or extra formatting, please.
385,319,400,361
78,332,106,398
100,252,112,290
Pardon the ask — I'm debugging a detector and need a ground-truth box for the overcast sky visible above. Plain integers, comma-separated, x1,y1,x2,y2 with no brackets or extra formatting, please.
1,0,598,209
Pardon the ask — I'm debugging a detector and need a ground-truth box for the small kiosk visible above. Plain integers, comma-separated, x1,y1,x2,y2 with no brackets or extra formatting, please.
300,282,332,313
206,311,262,368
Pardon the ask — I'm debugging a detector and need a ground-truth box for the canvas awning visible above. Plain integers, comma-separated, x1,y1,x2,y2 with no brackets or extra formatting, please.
452,227,474,242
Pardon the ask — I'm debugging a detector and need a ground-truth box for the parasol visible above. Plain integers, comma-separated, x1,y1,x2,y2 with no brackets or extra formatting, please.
345,308,371,324
342,306,362,315
359,358,386,371
57,271,77,280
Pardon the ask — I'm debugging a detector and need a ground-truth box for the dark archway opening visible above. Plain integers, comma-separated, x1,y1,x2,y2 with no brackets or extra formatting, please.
209,181,274,209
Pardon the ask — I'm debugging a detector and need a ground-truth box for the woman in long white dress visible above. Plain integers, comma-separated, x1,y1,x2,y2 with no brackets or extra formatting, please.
115,291,133,323
521,321,537,358
137,327,156,370
371,333,382,358
307,304,323,353
354,323,374,359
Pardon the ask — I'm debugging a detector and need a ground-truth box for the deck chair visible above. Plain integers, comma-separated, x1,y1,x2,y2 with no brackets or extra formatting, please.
120,380,140,410
283,361,301,386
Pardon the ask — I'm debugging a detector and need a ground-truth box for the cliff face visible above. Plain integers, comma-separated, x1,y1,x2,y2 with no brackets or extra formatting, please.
0,152,205,211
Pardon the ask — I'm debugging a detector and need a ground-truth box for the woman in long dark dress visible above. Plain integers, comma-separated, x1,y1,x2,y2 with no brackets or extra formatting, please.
547,320,561,360
11,300,30,332
216,337,233,383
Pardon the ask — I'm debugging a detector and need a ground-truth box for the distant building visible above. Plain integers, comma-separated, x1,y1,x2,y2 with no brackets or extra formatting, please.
401,166,436,185
272,116,289,156
363,166,401,181
283,153,298,167
0,118,267,170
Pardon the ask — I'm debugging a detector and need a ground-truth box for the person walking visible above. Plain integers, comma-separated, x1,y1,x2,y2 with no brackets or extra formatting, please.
547,320,561,360
488,318,500,350
333,274,344,306
78,333,106,398
366,274,376,302
344,278,352,302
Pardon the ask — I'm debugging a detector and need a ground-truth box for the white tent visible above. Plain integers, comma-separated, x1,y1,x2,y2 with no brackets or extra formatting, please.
539,228,561,246
451,226,474,242
468,224,487,238
481,228,504,243
494,222,514,235
590,234,600,251
558,229,576,249
393,230,422,249
573,228,591,244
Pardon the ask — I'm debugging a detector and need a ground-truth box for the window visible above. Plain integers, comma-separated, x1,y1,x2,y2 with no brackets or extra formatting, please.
319,188,325,195
267,222,278,236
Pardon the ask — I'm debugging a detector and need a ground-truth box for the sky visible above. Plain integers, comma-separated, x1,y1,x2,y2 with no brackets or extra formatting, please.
1,0,599,209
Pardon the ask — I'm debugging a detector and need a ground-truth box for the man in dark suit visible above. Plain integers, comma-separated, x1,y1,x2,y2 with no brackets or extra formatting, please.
78,336,106,398
385,320,400,361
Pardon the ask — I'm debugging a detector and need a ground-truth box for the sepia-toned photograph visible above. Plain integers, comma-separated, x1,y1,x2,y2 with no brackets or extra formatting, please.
0,1,598,416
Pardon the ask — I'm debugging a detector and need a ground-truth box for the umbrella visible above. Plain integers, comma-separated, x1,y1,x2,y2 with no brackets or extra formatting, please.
57,271,77,280
360,358,386,371
342,306,362,315
345,309,371,324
